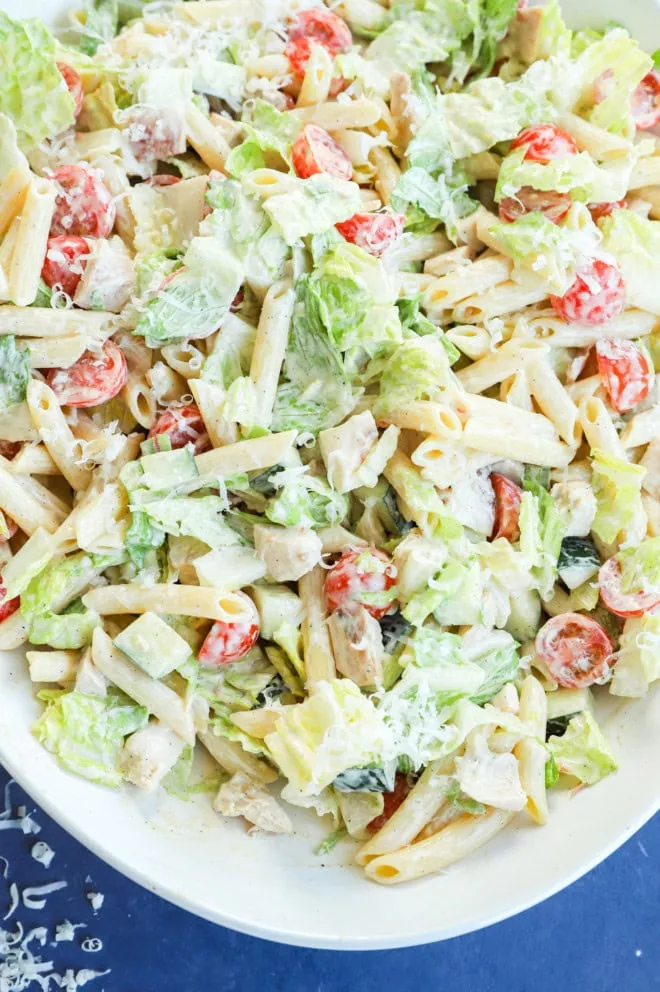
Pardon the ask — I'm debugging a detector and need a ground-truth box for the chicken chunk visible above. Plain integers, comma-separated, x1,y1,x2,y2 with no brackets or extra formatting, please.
253,524,322,581
213,772,292,834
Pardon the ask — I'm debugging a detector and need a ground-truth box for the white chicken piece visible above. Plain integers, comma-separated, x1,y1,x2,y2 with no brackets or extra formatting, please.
443,469,495,536
551,480,597,537
319,412,399,494
121,722,186,792
123,105,187,166
213,772,293,834
393,530,448,601
455,726,527,812
253,524,322,582
73,237,136,313
327,604,384,688
641,438,660,499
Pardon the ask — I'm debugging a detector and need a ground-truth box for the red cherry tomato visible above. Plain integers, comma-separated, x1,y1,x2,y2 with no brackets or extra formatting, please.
588,199,625,223
499,186,572,224
47,340,127,408
511,124,579,164
491,473,522,542
285,36,316,78
535,613,613,688
148,403,211,454
41,235,90,298
368,774,412,833
0,580,20,624
324,547,397,620
599,556,660,618
631,70,660,130
57,62,84,119
292,124,353,181
595,338,653,413
335,212,405,257
50,165,116,239
198,593,260,666
148,175,182,187
550,258,625,326
287,8,352,56
230,289,244,312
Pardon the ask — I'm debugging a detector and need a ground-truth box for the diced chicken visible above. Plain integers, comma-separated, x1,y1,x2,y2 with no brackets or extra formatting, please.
443,469,495,536
74,648,108,697
213,772,292,834
455,727,527,812
319,412,399,494
121,722,186,792
393,530,447,600
73,237,136,313
27,650,79,685
510,5,545,64
327,604,384,688
641,438,660,499
123,105,186,165
253,524,322,581
490,682,520,714
551,480,597,537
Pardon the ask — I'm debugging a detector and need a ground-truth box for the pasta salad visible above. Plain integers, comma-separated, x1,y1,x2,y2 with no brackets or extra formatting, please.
0,0,659,886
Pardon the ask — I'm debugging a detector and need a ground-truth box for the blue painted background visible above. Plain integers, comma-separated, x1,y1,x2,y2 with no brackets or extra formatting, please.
0,764,657,991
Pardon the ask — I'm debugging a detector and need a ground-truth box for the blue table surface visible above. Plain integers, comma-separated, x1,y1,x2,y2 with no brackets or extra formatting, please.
0,764,658,992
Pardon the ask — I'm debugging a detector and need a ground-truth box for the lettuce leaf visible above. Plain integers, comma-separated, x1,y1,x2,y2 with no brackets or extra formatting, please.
547,711,617,784
391,166,477,241
495,146,638,209
258,174,362,245
265,468,348,529
518,481,566,598
590,448,645,544
575,30,652,137
76,0,119,56
0,335,30,413
616,538,660,597
600,210,660,316
610,613,660,697
33,689,148,787
138,496,245,550
0,14,76,149
373,338,451,417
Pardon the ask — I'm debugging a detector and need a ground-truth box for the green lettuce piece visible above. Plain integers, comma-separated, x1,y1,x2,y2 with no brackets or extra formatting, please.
258,175,362,246
334,53,391,98
0,335,30,412
600,210,660,316
547,711,617,785
445,778,486,814
616,538,660,597
373,338,451,417
495,146,636,210
189,57,245,110
610,612,660,697
76,0,119,56
138,496,244,550
383,452,463,541
0,113,28,181
202,312,256,389
365,7,456,75
518,481,565,598
396,296,461,364
590,448,645,544
264,679,388,795
265,470,348,529
391,166,477,241
239,99,300,167
403,559,482,627
33,689,148,787
575,30,652,136
135,237,243,346
125,510,165,567
315,827,348,855
466,632,520,704
0,14,75,149
20,552,114,648
226,142,265,179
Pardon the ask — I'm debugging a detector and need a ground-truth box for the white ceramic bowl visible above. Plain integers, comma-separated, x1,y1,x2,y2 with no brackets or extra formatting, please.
1,0,660,950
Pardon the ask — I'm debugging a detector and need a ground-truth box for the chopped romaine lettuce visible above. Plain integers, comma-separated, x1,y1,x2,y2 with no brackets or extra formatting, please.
391,166,477,241
265,468,348,529
0,335,30,413
0,14,75,149
137,496,244,550
616,538,660,597
257,175,362,246
610,613,660,697
76,0,119,56
574,30,652,137
33,689,148,787
518,481,566,599
600,210,660,316
590,448,645,544
265,679,388,795
547,711,617,784
373,338,451,417
135,237,243,346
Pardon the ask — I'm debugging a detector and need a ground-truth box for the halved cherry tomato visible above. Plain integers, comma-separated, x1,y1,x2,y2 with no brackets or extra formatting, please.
491,473,522,542
498,186,572,224
325,547,397,621
292,124,353,181
47,340,127,408
57,63,84,119
198,592,260,666
588,199,625,223
148,403,211,454
287,8,352,56
550,258,625,326
596,338,653,413
0,580,20,624
284,36,347,93
148,175,182,187
511,124,578,164
631,70,660,130
535,612,614,688
368,774,412,833
50,165,116,239
599,556,660,618
335,212,405,257
41,235,90,298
